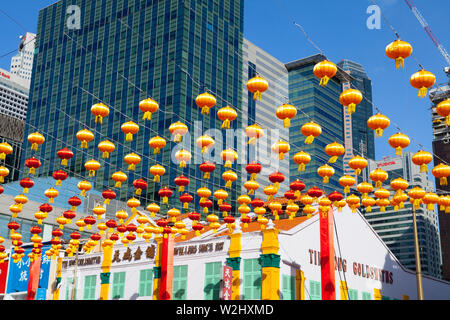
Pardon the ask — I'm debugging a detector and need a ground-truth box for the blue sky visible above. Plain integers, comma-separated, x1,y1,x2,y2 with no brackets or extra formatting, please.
0,0,449,163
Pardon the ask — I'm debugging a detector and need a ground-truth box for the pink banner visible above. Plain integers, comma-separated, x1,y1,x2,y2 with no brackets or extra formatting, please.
222,265,233,300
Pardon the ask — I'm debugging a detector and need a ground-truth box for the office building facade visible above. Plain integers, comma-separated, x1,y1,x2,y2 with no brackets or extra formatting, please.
23,0,244,216
241,39,290,199
430,82,450,280
10,32,36,83
286,54,351,194
363,153,442,278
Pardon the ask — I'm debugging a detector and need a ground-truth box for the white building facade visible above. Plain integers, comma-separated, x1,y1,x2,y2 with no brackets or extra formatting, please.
0,68,29,121
10,32,36,83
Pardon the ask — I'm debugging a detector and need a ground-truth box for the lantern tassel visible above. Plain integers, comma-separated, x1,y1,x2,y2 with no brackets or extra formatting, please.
328,156,338,164
179,186,185,192
446,116,450,127
153,175,160,183
418,87,428,98
355,168,361,176
420,164,428,173
29,168,35,175
440,177,447,186
323,177,329,184
143,112,152,120
248,137,257,145
305,136,314,145
154,148,160,154
248,189,254,195
279,153,285,160
298,163,305,172
375,129,383,137
81,141,88,149
395,147,403,156
201,107,210,115
395,58,405,69
61,159,68,166
347,104,356,115
253,91,261,101
225,181,232,188
183,202,188,209
283,118,291,128
319,76,330,87
136,189,142,196
250,173,257,180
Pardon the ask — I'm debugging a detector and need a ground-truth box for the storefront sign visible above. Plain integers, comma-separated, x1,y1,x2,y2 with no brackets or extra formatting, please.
174,242,225,257
62,256,101,269
222,265,233,300
308,249,393,285
112,245,156,264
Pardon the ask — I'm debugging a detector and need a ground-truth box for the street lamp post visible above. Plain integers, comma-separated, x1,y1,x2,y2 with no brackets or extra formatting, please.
412,207,424,300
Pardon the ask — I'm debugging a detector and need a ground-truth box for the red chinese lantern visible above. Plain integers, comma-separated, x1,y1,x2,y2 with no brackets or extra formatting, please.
57,148,74,166
40,203,53,214
158,187,173,203
219,202,232,217
133,179,148,196
199,162,216,179
84,216,96,230
20,178,34,194
102,189,117,205
105,219,118,233
174,175,190,192
328,191,344,207
290,179,306,198
179,193,193,210
63,210,76,224
199,198,213,214
269,172,285,190
246,162,262,181
68,196,82,211
8,221,20,234
192,223,204,236
52,170,68,186
110,233,120,242
25,157,41,175
240,216,252,229
307,187,323,203
251,198,265,209
188,212,201,226
284,190,297,204
0,185,3,195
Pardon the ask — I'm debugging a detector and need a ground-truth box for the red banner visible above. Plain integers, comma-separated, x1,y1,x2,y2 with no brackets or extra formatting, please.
26,256,41,300
0,261,8,294
160,236,174,300
222,265,233,300
320,207,336,300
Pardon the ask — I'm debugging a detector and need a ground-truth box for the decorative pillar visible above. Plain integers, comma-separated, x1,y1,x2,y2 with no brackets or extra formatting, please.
160,235,174,300
260,220,280,300
295,270,305,300
99,243,113,300
320,207,335,300
339,281,348,300
226,223,242,300
52,257,63,300
152,236,163,300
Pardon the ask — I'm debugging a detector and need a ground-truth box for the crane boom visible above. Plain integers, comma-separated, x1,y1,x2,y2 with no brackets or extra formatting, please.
404,0,450,69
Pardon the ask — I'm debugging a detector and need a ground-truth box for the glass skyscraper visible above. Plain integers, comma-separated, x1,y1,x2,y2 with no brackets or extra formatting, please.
23,0,244,217
337,59,375,163
286,54,351,194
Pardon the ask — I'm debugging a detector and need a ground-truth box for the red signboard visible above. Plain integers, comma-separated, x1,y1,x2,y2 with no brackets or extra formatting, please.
222,265,233,300
320,207,336,300
0,261,9,294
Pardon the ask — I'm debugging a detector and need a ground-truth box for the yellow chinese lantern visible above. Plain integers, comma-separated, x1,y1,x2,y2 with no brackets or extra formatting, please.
244,180,259,195
93,205,107,220
217,106,238,129
247,76,268,101
84,159,101,177
325,142,345,163
149,164,165,182
385,39,413,69
196,135,215,153
97,223,108,235
408,187,426,209
45,188,59,204
127,198,141,214
340,89,363,115
149,136,166,154
223,170,237,188
146,203,160,218
439,196,450,213
269,201,282,220
375,198,390,212
9,204,22,219
335,199,347,213
436,99,450,126
390,178,409,196
313,60,337,87
422,192,439,211
263,185,278,201
0,142,13,160
207,214,220,233
196,92,216,115
245,124,264,145
197,187,212,204
168,208,181,223
139,98,159,120
303,204,316,218
317,164,335,184
56,216,67,230
369,168,388,188
28,132,45,151
411,150,433,173
367,113,390,137
276,104,297,128
220,149,238,168
75,219,87,232
339,175,356,194
169,122,188,143
91,103,110,124
76,129,94,149
374,187,390,201
272,140,290,160
175,149,192,168
318,197,332,217
115,210,129,224
98,140,115,158
214,189,228,205
410,69,436,98
121,121,139,141
301,122,321,144
394,192,408,210
124,153,141,171
77,180,92,197
346,194,360,213
293,151,311,172
388,132,410,156
14,194,28,210
237,194,251,206
348,155,368,176
286,203,299,220
112,171,128,188
432,163,450,186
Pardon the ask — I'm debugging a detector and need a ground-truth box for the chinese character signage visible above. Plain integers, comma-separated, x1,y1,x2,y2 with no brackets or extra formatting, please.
6,246,51,294
222,265,232,300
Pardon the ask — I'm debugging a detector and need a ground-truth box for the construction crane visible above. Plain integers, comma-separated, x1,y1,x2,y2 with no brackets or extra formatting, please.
404,0,450,77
